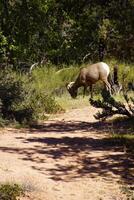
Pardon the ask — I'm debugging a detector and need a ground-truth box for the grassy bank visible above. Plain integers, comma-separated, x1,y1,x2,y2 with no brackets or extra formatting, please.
0,60,133,125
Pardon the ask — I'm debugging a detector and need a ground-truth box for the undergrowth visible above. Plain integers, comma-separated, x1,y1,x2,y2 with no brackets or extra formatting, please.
0,183,23,200
121,185,134,200
0,59,133,126
0,67,63,126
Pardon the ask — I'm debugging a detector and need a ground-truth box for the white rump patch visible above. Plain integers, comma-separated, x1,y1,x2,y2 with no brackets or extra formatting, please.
100,62,110,76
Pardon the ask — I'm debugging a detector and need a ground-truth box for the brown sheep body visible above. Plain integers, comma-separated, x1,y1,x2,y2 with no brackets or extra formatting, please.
67,62,112,99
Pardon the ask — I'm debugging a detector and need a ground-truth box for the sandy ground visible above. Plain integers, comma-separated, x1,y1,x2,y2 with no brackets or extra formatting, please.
0,106,134,200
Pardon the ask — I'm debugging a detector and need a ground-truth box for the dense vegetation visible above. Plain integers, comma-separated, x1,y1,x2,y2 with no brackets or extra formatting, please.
0,0,134,66
0,3,133,197
0,183,23,200
0,1,134,125
0,67,64,125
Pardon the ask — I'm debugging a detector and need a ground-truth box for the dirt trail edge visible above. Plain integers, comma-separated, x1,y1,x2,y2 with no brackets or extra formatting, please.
0,106,133,200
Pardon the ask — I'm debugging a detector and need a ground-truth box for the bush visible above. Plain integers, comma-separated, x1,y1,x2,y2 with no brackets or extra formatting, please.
0,68,28,122
0,68,63,125
22,89,63,120
0,183,23,200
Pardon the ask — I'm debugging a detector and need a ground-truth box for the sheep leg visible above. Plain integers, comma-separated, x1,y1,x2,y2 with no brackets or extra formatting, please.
104,80,112,95
90,85,93,99
83,86,86,97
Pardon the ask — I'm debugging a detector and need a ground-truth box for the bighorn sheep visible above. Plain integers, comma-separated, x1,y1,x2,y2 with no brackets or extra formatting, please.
66,62,112,99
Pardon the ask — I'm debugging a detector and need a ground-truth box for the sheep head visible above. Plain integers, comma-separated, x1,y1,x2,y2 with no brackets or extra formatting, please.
66,82,77,98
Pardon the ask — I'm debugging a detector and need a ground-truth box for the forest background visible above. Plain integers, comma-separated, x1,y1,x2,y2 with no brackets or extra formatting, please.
0,0,134,124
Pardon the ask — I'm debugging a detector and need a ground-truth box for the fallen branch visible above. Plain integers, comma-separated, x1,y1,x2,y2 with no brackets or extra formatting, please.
90,90,133,120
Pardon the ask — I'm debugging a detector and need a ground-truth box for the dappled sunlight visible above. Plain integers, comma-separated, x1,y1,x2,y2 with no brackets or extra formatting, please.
0,119,133,184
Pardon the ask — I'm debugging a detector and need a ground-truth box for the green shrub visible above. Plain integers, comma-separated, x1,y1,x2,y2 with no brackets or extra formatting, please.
0,183,23,200
0,69,24,116
0,68,35,124
22,89,63,120
0,68,27,122
0,67,63,125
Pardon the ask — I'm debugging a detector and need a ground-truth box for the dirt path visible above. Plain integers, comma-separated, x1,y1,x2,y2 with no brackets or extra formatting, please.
0,106,133,200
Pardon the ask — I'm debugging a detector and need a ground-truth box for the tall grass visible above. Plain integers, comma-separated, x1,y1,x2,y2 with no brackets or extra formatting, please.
31,64,80,94
29,60,134,110
106,59,134,83
0,59,133,125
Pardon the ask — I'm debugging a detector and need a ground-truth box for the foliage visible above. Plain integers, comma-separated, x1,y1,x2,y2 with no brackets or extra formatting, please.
0,68,63,125
0,32,8,63
23,89,63,119
0,68,26,120
0,183,23,200
0,59,133,126
0,1,134,66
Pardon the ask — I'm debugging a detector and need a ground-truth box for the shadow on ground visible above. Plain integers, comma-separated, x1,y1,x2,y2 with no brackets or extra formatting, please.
28,116,134,135
0,119,133,184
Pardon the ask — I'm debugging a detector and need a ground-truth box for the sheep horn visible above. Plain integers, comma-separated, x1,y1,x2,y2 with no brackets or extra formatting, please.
66,82,74,90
